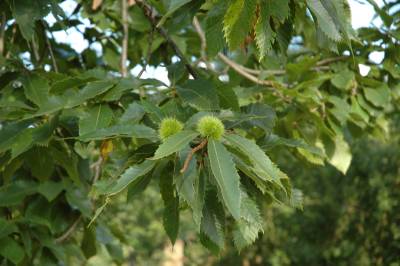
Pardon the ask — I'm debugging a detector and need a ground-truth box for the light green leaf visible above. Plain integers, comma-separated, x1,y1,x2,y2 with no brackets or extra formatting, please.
79,104,113,136
107,160,156,196
152,130,199,160
327,95,351,124
255,3,275,60
306,0,341,41
207,139,241,220
331,70,355,90
350,96,369,125
233,194,263,251
223,0,257,49
328,136,352,174
119,102,145,123
224,134,281,183
363,85,391,108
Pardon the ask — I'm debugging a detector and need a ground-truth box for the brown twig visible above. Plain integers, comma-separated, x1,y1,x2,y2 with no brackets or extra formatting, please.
137,0,199,79
121,0,129,77
55,216,82,243
180,139,208,173
0,13,6,56
192,16,213,71
218,53,278,87
316,56,348,66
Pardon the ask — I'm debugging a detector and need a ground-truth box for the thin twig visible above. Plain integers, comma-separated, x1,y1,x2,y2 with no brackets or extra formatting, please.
137,0,199,78
217,53,279,87
192,16,213,71
191,15,288,99
180,139,208,173
5,24,16,59
316,56,347,66
121,0,129,77
42,22,59,72
235,58,345,76
31,38,40,63
55,216,82,243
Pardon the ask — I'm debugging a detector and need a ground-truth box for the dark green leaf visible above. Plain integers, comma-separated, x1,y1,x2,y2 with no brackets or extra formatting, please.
160,169,179,244
107,160,156,196
0,181,37,207
0,236,25,265
207,139,241,220
177,79,220,111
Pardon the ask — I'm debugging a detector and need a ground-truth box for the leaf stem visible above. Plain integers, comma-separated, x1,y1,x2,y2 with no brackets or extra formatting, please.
180,139,208,173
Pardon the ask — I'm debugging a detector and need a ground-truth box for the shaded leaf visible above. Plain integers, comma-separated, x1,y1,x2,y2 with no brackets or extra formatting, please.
177,79,220,111
160,168,179,244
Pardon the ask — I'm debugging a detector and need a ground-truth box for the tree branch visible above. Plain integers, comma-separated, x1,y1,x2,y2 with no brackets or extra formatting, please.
180,139,207,173
55,216,82,243
121,0,129,77
137,0,199,79
217,53,279,87
316,56,348,66
191,15,289,100
42,22,59,73
192,16,213,71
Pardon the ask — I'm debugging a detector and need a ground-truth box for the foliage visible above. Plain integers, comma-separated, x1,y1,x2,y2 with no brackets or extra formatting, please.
0,0,399,264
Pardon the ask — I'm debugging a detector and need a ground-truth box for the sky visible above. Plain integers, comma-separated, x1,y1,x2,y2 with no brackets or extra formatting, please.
47,0,385,81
